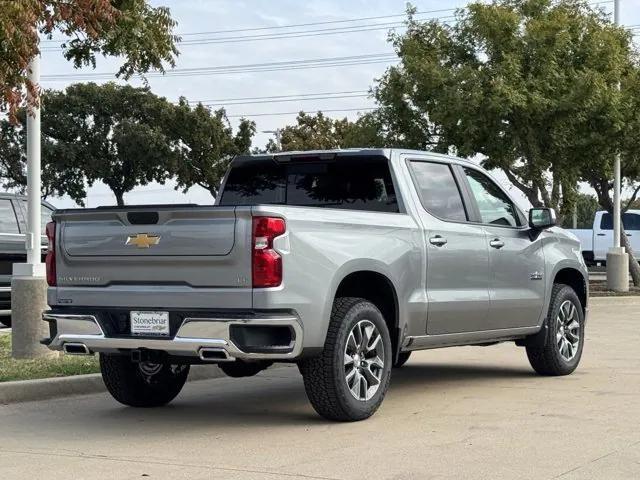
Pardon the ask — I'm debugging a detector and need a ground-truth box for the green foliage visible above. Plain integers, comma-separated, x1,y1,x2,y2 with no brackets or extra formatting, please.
0,105,89,205
0,0,178,121
374,0,640,220
0,84,258,204
265,111,388,152
170,100,256,198
45,83,181,205
560,193,599,228
0,83,179,205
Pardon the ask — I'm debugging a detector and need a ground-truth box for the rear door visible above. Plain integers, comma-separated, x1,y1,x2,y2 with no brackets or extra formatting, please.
406,159,490,335
460,166,545,329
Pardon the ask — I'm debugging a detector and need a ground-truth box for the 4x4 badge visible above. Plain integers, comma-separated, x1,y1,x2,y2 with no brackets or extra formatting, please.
126,233,161,248
530,271,543,280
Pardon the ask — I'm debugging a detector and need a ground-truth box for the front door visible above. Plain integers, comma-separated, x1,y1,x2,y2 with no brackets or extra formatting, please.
462,167,545,329
406,159,490,335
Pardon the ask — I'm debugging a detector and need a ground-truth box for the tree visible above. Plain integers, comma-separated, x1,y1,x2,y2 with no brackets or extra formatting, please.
0,111,88,204
170,100,256,198
0,83,182,206
265,111,388,152
560,193,599,229
374,0,636,223
1,0,178,121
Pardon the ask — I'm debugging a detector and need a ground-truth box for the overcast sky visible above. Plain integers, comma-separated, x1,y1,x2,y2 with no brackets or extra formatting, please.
38,0,639,209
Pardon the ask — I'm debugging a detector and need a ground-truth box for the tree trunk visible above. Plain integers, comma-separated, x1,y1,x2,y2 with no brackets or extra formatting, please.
620,223,640,287
114,192,125,206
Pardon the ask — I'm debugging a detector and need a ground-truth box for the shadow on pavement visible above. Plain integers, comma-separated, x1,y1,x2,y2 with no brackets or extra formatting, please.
16,361,538,437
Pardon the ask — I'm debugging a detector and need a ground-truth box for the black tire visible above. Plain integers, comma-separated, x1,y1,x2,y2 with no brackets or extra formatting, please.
526,284,585,376
99,354,190,407
393,351,411,368
0,316,10,328
299,297,392,422
219,360,272,378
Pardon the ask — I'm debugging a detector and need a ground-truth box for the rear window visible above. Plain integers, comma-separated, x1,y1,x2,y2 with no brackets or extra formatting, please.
219,156,399,213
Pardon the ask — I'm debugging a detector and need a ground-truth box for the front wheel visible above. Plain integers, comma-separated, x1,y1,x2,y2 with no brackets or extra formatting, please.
299,297,392,421
526,284,585,376
100,354,190,407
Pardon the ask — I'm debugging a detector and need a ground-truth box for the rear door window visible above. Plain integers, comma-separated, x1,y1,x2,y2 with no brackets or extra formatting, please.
220,156,399,213
408,161,467,222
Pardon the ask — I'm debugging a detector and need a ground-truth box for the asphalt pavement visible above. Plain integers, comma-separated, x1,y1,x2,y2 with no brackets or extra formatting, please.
0,297,638,480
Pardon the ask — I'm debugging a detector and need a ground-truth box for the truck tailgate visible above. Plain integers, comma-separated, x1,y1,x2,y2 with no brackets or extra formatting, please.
54,206,252,290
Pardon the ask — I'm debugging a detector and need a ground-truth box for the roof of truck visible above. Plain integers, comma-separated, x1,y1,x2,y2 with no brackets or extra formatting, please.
234,148,477,166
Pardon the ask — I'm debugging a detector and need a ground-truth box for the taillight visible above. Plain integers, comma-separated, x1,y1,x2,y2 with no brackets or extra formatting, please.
45,221,56,286
252,216,286,288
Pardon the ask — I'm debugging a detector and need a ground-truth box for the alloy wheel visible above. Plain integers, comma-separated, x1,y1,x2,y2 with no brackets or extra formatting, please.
343,319,385,401
556,300,580,362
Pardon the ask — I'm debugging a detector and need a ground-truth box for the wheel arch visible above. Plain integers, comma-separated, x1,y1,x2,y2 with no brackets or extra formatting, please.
332,268,400,359
553,267,588,313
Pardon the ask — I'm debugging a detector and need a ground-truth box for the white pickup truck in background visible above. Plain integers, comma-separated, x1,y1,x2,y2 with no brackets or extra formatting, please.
568,210,640,264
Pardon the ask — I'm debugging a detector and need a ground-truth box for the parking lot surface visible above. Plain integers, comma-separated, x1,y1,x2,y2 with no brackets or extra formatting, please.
0,297,638,480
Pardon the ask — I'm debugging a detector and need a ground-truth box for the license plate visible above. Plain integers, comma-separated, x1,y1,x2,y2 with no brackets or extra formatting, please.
130,311,170,336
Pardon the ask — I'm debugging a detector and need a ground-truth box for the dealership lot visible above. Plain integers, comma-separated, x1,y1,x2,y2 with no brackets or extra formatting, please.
0,296,638,480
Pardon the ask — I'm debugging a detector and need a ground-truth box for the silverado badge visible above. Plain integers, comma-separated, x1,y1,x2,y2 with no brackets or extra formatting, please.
126,233,161,249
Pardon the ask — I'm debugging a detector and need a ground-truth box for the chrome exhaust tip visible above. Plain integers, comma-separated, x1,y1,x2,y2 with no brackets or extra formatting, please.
198,347,232,362
63,343,91,355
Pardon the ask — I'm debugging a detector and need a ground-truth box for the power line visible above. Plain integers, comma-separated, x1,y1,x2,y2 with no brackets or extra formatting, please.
39,18,450,51
40,53,397,81
40,0,614,45
188,90,367,103
227,107,377,118
39,7,458,44
200,93,370,107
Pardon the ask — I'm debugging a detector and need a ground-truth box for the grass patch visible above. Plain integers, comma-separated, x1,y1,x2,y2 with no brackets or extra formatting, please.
0,334,99,382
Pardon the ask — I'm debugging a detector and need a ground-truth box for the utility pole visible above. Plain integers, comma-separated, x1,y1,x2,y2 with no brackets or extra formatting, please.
607,0,630,292
11,53,54,359
262,129,282,151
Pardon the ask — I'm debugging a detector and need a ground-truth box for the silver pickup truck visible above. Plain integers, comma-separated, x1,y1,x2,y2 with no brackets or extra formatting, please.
43,149,588,421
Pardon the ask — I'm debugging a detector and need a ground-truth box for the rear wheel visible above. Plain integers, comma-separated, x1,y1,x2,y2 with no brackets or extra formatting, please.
100,354,190,407
299,297,392,421
526,284,584,376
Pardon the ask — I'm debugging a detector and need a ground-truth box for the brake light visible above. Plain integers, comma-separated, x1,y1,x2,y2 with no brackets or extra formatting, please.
45,221,56,286
252,216,286,288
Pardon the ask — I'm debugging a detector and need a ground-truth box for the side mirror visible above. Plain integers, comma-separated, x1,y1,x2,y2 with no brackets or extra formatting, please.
529,208,557,230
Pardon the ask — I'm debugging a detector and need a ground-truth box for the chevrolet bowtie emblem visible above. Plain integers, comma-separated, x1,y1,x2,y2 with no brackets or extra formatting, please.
126,233,161,248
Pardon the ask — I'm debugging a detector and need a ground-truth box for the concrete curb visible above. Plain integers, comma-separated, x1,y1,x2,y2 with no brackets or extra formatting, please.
0,364,288,405
589,295,640,304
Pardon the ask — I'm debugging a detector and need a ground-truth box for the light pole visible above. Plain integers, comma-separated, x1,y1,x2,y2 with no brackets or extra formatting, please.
606,0,629,292
11,53,53,358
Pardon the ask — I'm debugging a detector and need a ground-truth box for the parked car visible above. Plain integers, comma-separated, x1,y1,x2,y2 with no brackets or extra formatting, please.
42,149,588,421
0,194,54,327
568,210,640,265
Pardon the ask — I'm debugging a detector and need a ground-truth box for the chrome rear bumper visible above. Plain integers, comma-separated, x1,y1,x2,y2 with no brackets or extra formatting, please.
43,312,303,361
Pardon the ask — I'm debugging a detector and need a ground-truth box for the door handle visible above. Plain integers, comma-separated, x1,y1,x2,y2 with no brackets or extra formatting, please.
597,233,606,236
429,235,447,247
489,238,505,249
